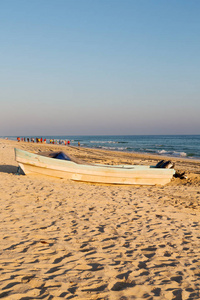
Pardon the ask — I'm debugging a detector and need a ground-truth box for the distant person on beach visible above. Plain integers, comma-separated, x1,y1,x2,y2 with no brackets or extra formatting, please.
17,137,20,142
67,140,70,145
78,141,80,147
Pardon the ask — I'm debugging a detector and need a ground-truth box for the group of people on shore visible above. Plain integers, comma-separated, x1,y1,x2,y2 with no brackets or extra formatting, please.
49,139,70,145
16,137,71,145
17,137,39,143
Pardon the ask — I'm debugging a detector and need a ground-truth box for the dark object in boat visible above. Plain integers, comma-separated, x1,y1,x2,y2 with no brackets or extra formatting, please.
52,152,71,161
38,151,86,164
39,151,72,161
161,160,175,169
155,160,175,169
155,160,165,168
173,171,187,179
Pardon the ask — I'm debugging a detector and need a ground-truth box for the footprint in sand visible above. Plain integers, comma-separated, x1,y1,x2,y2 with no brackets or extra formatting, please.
141,246,157,259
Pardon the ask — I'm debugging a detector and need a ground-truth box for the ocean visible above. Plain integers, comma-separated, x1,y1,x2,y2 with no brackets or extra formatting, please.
2,135,200,160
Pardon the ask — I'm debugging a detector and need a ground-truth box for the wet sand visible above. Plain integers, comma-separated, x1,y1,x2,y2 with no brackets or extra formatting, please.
0,139,200,299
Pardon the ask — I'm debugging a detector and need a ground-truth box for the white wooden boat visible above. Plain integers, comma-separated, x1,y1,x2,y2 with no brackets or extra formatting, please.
15,148,175,185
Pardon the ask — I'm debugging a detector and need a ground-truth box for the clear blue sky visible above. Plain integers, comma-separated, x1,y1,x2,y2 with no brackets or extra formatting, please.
0,0,199,135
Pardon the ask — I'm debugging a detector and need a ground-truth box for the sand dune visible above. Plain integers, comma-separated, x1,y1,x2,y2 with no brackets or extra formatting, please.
0,139,200,299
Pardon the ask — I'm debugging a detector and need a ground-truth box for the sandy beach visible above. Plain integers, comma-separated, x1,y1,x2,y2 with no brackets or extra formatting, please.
0,139,200,300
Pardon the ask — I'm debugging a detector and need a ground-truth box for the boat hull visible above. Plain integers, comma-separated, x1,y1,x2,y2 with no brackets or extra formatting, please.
15,148,175,185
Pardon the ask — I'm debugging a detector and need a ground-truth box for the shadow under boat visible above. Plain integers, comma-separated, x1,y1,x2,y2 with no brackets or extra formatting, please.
0,165,19,174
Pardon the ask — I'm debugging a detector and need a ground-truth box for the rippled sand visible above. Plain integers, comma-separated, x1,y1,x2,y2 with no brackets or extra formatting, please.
0,139,200,299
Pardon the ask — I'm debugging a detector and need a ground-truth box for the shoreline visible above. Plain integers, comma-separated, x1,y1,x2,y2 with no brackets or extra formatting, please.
0,138,200,299
2,136,200,161
1,138,200,164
